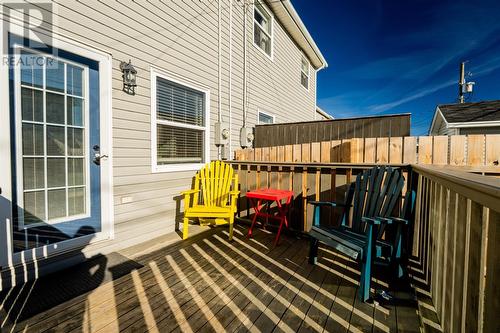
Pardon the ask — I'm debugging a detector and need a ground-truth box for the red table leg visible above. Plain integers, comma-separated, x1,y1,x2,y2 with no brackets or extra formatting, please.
273,196,292,246
248,198,262,238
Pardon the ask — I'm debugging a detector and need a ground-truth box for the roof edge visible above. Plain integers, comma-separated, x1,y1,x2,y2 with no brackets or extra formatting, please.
316,106,334,119
266,0,328,70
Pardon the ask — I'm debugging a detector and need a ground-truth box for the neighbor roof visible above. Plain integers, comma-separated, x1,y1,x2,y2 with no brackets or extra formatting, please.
438,100,500,123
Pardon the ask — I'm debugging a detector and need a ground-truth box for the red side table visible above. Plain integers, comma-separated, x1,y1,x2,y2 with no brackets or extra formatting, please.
246,189,294,246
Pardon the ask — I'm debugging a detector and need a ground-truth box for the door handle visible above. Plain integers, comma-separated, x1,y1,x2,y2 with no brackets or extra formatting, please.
92,145,108,165
93,153,108,165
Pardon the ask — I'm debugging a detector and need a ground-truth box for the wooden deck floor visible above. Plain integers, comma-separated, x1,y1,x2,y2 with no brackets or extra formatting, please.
1,224,421,332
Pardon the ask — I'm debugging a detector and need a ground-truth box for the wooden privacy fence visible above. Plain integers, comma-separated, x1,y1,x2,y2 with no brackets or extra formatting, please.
235,134,500,168
253,114,410,147
411,165,500,333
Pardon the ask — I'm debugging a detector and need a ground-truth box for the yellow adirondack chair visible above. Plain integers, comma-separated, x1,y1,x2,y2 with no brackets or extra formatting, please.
181,161,239,240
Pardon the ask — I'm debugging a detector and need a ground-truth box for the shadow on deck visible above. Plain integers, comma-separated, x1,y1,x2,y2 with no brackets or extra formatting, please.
1,224,426,332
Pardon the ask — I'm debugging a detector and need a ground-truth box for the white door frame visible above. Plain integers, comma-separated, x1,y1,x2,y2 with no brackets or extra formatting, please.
0,19,114,273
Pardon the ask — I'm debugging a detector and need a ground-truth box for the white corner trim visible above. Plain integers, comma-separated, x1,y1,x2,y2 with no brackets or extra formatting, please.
150,66,211,173
429,107,447,135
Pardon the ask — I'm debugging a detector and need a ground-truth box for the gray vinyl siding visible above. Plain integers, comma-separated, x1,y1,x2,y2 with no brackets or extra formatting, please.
436,120,457,136
2,0,319,260
459,126,500,135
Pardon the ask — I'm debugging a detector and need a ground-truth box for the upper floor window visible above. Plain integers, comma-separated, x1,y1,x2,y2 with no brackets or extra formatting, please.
253,2,273,58
301,55,310,89
151,69,209,172
258,110,274,124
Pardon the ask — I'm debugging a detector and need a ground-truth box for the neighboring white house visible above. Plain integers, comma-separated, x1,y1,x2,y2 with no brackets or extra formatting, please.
0,0,327,288
429,100,500,135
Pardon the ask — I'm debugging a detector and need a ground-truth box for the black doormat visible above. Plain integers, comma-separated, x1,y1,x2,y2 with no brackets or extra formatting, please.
0,252,143,324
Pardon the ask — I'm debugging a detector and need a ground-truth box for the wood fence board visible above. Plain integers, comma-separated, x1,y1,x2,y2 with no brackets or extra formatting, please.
320,141,331,163
254,148,262,161
262,147,270,162
467,135,485,166
433,136,448,165
450,135,467,166
403,136,417,164
293,144,302,162
284,145,293,162
311,142,321,163
419,136,433,164
340,140,351,163
301,143,311,163
389,137,403,164
331,140,341,163
277,146,285,162
350,138,363,163
485,134,500,166
269,146,277,162
364,138,376,163
376,137,389,163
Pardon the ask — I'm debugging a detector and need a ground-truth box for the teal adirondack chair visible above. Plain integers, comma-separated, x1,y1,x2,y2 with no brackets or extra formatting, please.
308,166,407,302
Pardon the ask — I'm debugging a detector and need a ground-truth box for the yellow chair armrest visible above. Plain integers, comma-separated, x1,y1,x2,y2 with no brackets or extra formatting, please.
229,190,240,196
181,189,200,196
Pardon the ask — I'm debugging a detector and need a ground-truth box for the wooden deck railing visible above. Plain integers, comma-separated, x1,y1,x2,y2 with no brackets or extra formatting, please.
411,165,500,333
227,160,500,332
227,161,412,233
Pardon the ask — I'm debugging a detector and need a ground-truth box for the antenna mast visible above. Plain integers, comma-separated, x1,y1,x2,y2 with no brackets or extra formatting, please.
458,61,465,104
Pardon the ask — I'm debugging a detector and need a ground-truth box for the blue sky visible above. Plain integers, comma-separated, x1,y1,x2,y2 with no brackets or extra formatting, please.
293,0,500,135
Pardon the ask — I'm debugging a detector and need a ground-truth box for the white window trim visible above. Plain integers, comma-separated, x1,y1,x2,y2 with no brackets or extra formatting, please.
252,1,274,61
301,54,310,91
0,20,114,268
150,66,210,173
258,110,275,124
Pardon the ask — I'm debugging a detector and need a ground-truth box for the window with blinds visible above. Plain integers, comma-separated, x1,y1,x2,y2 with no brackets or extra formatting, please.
155,76,206,166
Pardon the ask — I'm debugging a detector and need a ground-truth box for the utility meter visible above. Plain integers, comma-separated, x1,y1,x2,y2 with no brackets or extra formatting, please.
215,122,230,146
240,127,254,148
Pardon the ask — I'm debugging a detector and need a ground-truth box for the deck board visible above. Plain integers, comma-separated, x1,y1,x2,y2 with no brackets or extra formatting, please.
1,224,422,333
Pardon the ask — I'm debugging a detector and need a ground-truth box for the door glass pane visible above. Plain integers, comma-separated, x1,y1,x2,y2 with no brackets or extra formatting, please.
46,92,65,124
68,158,84,186
47,158,66,188
67,65,83,96
67,128,84,156
23,158,45,190
48,189,66,219
46,125,65,156
22,123,44,155
68,187,85,215
23,191,45,225
21,88,43,122
20,51,43,88
46,59,65,92
67,97,83,126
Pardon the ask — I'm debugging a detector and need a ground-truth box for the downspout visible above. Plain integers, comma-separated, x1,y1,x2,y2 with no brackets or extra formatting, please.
217,0,222,159
242,0,248,128
228,0,233,159
217,0,222,123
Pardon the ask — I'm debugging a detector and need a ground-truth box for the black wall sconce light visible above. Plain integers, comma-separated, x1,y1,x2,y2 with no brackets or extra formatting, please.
120,59,137,95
